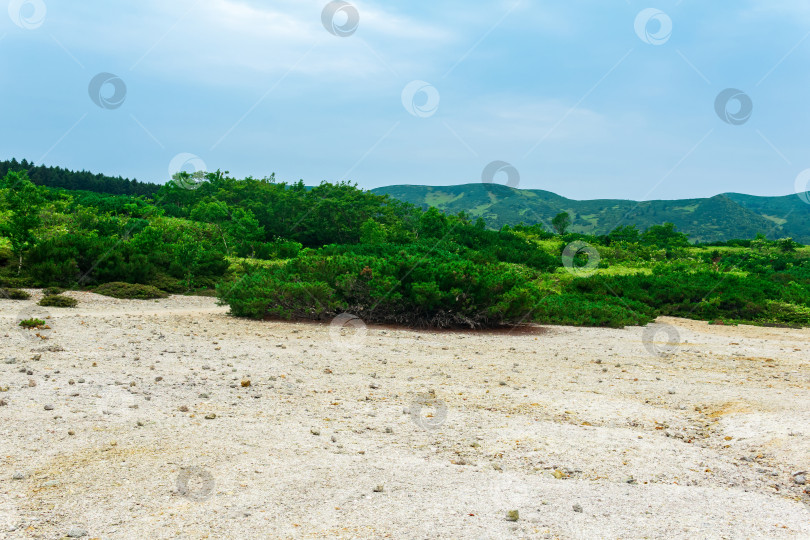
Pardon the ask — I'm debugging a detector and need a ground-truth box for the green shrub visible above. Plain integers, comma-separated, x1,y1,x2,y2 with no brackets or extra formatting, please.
147,273,186,293
0,274,34,288
43,287,64,296
19,318,47,329
94,282,169,300
1,288,30,300
219,243,546,328
38,295,78,308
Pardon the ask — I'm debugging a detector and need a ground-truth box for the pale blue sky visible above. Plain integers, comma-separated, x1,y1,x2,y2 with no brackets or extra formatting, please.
2,0,810,200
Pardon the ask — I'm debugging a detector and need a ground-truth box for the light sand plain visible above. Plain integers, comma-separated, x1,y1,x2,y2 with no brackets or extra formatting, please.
1,291,809,539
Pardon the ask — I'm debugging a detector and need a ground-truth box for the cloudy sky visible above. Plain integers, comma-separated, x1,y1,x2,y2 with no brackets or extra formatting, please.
2,0,810,200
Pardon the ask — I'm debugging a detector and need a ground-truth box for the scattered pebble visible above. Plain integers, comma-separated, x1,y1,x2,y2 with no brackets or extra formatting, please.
506,510,519,521
205,413,217,420
12,472,25,480
44,404,54,411
573,504,583,513
66,527,88,538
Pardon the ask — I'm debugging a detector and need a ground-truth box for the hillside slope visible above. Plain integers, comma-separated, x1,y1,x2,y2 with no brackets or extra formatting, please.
373,183,810,243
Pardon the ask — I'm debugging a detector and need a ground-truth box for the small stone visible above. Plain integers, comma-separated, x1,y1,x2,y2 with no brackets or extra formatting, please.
384,427,393,434
68,430,75,436
0,399,7,406
372,485,384,493
794,474,807,485
137,420,145,427
668,389,676,395
241,379,251,387
506,510,519,522
12,472,25,480
67,527,88,538
28,380,36,387
205,413,217,420
552,470,565,479
78,378,85,383
44,404,54,411
311,428,320,436
199,393,209,399
624,476,637,484
573,504,583,513
68,379,75,385
154,376,163,382
331,435,337,443
179,405,189,412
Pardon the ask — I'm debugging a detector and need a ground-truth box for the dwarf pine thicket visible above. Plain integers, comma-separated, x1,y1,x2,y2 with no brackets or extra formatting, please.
1,164,809,328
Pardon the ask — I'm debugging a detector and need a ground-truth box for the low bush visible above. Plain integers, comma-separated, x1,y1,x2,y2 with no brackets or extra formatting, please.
43,287,64,296
219,243,546,328
94,282,169,300
38,295,78,308
19,318,46,328
147,273,186,294
534,294,654,328
1,288,30,300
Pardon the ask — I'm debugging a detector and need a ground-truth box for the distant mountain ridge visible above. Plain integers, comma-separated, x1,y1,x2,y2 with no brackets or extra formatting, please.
372,183,810,243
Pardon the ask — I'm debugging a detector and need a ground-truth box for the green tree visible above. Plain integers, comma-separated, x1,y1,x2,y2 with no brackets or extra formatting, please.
551,212,571,235
360,219,388,244
608,225,640,243
0,171,44,272
418,207,448,239
641,223,689,248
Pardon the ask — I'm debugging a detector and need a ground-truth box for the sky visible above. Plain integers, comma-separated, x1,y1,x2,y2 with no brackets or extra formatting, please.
2,0,810,201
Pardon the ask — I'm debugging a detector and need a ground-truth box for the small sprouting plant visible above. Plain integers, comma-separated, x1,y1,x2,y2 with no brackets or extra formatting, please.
19,318,47,329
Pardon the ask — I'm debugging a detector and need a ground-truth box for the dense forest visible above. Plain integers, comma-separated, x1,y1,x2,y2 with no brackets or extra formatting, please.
0,159,160,197
1,163,809,328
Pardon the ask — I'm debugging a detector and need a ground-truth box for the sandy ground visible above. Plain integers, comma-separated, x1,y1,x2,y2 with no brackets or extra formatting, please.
1,290,809,539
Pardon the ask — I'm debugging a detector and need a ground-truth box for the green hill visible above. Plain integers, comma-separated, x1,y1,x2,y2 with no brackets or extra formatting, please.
372,183,810,243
